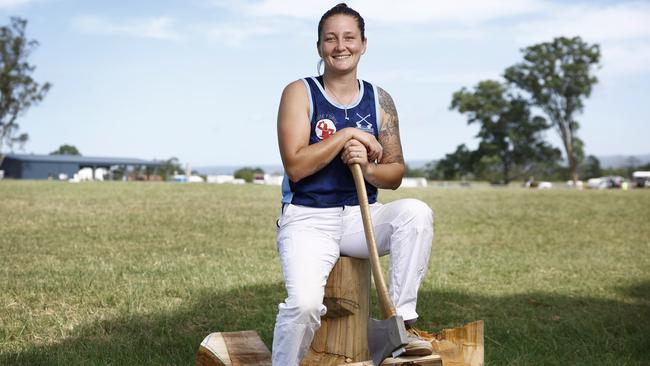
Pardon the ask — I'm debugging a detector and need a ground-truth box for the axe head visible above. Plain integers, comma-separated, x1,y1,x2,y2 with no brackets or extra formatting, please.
368,315,409,366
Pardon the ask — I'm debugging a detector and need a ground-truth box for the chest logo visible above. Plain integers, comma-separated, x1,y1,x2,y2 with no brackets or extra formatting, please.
315,119,336,140
355,113,374,134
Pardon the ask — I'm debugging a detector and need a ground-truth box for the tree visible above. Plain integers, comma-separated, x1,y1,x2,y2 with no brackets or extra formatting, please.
50,144,81,155
0,17,51,165
158,157,183,181
422,160,439,180
580,155,602,179
450,80,561,184
505,36,600,184
404,163,427,178
637,162,650,172
434,144,476,180
234,167,264,183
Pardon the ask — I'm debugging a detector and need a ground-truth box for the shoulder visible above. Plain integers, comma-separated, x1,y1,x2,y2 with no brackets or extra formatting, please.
283,79,308,95
363,80,395,107
374,85,394,106
372,85,398,120
280,79,310,104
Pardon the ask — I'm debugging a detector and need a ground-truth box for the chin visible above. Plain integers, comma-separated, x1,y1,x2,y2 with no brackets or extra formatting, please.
329,64,357,73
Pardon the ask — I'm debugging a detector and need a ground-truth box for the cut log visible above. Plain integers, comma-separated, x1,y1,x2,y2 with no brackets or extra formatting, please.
433,320,484,366
342,320,484,366
342,354,443,365
300,256,371,366
195,330,271,366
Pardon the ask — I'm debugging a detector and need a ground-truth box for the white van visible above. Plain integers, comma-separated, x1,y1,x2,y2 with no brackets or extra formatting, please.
632,171,650,188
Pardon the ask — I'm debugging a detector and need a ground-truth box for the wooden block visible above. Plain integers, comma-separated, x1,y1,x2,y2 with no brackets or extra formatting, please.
342,320,484,366
301,257,371,365
195,330,271,366
341,354,443,365
434,320,484,366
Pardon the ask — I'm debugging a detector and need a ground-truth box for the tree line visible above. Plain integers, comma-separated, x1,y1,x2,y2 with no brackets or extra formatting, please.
417,36,603,184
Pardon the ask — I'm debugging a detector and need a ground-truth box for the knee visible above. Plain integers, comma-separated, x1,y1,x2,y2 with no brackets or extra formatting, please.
402,199,433,226
281,293,324,324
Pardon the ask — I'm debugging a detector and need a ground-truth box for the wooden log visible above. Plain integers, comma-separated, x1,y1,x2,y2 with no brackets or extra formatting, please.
195,330,271,366
433,320,484,366
300,256,371,366
342,354,443,365
344,320,484,366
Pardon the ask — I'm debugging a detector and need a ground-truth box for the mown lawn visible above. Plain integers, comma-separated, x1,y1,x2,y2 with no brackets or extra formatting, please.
1,181,648,365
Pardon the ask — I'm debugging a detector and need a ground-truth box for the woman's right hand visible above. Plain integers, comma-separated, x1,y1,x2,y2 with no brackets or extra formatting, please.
346,128,383,162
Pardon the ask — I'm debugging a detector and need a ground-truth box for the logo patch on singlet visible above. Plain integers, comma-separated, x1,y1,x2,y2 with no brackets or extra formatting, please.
315,118,336,140
355,113,374,134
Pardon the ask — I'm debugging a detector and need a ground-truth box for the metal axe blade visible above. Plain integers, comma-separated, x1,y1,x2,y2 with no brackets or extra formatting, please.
368,315,409,366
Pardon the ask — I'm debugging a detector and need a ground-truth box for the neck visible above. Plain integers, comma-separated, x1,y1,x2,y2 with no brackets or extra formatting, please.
322,71,359,100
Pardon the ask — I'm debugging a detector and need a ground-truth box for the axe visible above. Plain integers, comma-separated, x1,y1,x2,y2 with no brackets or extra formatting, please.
350,164,410,366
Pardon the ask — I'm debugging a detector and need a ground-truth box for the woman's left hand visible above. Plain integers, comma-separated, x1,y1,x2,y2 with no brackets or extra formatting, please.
341,139,370,167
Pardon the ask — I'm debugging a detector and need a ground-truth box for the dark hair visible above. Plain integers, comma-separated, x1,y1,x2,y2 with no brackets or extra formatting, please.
317,3,365,46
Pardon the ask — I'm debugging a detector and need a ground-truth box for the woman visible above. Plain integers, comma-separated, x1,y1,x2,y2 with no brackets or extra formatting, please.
274,4,434,365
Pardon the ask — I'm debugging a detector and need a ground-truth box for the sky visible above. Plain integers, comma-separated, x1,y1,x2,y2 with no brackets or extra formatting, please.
1,0,648,167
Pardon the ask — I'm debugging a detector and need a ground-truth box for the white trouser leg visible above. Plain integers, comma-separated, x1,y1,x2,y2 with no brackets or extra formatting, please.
272,205,342,366
339,199,433,321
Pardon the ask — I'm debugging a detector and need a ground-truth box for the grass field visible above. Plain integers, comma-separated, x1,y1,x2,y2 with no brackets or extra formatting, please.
1,181,649,365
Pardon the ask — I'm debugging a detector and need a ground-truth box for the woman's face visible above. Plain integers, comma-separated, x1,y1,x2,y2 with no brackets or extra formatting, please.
318,14,367,74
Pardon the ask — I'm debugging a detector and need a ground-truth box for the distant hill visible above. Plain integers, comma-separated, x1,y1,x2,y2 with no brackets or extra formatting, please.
406,159,436,169
195,161,436,175
195,164,284,175
596,154,650,169
195,154,649,175
407,155,650,169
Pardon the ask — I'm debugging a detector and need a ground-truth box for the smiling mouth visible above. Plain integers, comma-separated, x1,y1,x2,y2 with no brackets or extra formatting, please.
333,55,351,60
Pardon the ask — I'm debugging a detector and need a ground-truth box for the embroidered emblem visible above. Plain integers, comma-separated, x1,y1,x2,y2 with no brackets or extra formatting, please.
315,118,336,140
355,113,374,134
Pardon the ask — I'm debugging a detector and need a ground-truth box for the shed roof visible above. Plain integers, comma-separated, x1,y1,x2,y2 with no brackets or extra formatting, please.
4,153,165,166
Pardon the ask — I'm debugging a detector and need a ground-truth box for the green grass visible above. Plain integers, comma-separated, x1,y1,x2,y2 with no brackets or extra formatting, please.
1,181,649,365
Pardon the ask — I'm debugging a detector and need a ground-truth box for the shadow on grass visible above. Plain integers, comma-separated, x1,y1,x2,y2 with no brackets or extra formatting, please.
3,281,649,366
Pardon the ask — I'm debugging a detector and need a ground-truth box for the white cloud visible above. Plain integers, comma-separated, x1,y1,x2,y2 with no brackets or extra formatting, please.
200,22,279,46
511,1,650,75
600,42,650,75
194,15,311,46
213,0,546,24
357,0,546,24
0,0,34,9
70,15,181,41
366,69,502,86
513,1,650,43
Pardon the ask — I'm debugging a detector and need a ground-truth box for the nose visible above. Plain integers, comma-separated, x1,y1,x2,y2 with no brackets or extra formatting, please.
335,38,345,51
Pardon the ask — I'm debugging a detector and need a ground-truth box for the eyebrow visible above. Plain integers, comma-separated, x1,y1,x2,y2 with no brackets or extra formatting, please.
323,31,357,37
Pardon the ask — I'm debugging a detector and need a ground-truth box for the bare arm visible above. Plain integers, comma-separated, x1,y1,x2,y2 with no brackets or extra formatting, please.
277,80,383,182
346,87,404,189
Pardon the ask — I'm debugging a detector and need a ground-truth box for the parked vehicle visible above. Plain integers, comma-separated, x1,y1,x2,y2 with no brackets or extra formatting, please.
632,171,650,188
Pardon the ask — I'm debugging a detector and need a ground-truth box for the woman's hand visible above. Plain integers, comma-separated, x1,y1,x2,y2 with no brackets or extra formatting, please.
341,138,369,167
346,129,383,162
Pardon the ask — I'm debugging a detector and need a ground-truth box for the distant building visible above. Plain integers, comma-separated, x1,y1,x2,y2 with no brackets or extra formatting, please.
0,153,164,180
632,171,650,188
401,177,427,188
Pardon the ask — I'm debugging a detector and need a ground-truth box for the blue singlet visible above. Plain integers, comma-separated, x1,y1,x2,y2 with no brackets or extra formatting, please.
281,76,382,208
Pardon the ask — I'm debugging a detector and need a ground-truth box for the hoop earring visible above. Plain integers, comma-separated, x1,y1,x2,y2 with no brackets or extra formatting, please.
317,59,324,76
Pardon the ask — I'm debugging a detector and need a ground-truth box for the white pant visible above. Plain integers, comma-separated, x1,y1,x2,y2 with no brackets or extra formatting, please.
271,198,434,365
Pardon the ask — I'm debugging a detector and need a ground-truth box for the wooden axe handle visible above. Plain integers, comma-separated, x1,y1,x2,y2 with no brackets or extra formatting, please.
350,163,397,319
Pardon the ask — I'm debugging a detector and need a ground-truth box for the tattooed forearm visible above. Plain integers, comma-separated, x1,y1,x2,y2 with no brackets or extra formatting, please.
377,87,404,164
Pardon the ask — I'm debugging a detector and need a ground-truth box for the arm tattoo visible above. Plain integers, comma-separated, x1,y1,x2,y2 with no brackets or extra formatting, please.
377,87,404,164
